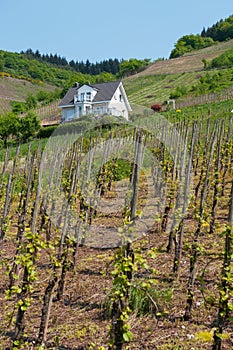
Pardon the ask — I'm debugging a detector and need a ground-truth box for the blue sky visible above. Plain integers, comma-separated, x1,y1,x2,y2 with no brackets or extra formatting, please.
1,0,233,62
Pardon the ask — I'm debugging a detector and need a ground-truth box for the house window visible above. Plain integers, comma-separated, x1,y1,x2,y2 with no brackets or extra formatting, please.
80,93,85,102
86,106,91,114
119,94,122,102
86,92,91,102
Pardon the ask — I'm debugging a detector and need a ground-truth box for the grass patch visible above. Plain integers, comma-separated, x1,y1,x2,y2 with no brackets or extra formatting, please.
0,138,49,162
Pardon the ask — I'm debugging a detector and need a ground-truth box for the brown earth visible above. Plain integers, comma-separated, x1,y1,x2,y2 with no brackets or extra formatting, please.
0,76,58,115
0,176,232,349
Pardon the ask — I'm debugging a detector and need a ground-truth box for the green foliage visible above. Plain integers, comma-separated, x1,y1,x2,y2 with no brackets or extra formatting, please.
210,47,233,68
111,159,132,181
107,244,134,348
128,285,172,316
22,48,121,75
10,89,62,116
119,58,150,77
5,229,48,345
11,101,28,114
25,93,37,109
192,69,233,95
0,50,117,87
37,125,58,138
36,88,62,104
0,111,40,145
105,246,168,347
170,34,216,58
170,15,233,59
0,113,21,145
169,85,189,99
201,15,233,42
19,112,41,142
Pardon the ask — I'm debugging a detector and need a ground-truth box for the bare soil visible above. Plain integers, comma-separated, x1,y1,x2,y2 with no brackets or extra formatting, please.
0,178,232,349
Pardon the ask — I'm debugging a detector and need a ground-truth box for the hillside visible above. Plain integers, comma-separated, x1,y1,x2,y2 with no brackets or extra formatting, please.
0,76,58,115
1,39,233,121
1,18,233,350
0,49,116,120
132,39,233,76
124,39,233,109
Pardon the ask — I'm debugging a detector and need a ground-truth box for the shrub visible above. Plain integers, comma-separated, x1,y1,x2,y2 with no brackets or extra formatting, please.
151,104,162,112
37,125,58,138
19,112,41,142
169,85,188,99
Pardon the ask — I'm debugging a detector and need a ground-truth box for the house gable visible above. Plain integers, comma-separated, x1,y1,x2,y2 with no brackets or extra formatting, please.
74,84,98,103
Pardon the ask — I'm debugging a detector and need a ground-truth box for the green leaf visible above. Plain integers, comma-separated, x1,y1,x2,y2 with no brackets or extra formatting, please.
123,331,132,342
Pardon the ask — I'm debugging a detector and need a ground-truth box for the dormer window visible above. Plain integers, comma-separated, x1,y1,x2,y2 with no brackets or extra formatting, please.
86,92,91,102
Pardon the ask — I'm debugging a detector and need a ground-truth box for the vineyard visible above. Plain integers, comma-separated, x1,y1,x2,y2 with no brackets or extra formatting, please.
124,72,205,107
34,100,62,126
124,69,233,109
0,106,232,350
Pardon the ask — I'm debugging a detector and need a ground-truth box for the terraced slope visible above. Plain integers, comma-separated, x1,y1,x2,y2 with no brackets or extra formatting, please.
124,40,233,109
124,71,207,107
0,76,58,114
134,39,233,76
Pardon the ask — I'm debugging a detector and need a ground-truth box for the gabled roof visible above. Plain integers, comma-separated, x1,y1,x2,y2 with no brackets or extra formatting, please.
59,80,121,107
58,84,79,107
91,81,120,102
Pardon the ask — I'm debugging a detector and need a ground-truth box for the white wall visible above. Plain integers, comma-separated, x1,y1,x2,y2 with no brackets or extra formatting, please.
108,86,129,120
74,85,97,103
61,83,131,121
62,107,75,121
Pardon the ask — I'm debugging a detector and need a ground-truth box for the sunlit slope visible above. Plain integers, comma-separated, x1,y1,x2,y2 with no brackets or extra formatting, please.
124,40,233,108
124,71,207,107
0,76,57,114
134,39,233,76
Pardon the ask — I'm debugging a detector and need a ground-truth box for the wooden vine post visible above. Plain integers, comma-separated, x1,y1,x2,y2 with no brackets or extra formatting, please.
108,130,143,349
212,179,233,350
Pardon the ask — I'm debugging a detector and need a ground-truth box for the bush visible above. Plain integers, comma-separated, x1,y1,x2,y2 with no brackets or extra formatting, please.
19,112,41,142
11,101,28,114
37,125,58,138
170,34,216,58
151,104,162,112
169,85,188,99
210,47,233,68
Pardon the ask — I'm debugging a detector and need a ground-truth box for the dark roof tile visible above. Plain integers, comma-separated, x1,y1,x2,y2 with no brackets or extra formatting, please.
59,80,121,107
91,80,120,102
59,86,78,107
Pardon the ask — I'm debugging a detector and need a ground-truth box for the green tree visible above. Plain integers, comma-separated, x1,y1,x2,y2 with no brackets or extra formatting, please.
201,15,233,42
26,94,37,110
170,34,215,58
19,112,41,142
119,58,150,77
0,113,20,146
11,101,28,114
210,47,233,68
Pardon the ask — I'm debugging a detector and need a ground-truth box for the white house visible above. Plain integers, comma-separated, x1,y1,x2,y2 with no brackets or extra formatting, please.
59,80,131,121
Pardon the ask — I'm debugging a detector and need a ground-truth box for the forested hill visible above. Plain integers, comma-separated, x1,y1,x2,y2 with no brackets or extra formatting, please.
21,49,121,75
1,14,233,118
170,14,233,58
0,49,118,88
0,49,151,89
